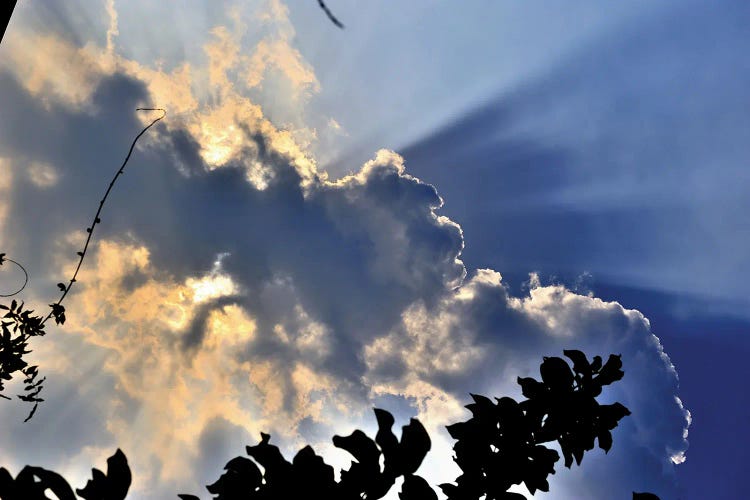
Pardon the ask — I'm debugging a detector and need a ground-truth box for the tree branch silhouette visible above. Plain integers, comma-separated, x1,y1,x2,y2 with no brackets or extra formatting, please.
42,108,166,327
318,0,344,29
0,108,166,421
0,352,660,499
0,255,28,298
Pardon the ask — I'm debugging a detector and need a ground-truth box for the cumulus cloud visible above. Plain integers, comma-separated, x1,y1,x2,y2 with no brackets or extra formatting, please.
0,1,688,499
365,270,689,497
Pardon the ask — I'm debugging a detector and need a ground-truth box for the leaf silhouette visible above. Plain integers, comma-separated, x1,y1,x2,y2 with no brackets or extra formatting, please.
398,418,431,475
49,303,66,325
6,465,77,500
564,348,592,379
291,445,337,497
76,449,131,500
2,353,648,499
441,352,632,499
374,408,402,482
244,432,292,487
400,474,438,500
205,456,261,498
596,354,624,386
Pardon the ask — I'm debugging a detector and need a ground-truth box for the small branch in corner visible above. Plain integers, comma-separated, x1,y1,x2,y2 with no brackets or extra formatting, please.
318,0,344,29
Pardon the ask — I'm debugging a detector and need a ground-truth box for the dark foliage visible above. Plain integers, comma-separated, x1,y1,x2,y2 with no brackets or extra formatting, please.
178,410,431,500
75,449,132,500
0,449,130,500
441,350,631,499
178,352,655,500
0,298,47,421
0,353,658,499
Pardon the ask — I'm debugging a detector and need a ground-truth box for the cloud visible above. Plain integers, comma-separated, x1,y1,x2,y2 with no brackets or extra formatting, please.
0,2,688,499
0,157,12,240
26,161,60,188
0,32,106,108
365,270,689,497
244,0,319,96
398,0,750,302
105,0,119,55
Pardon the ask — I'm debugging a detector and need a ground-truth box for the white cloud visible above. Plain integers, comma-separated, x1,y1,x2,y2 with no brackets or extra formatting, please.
365,269,689,498
27,161,60,188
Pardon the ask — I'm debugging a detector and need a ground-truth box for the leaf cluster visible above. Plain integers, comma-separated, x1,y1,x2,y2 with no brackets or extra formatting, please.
0,109,163,421
440,350,631,500
178,408,435,500
0,449,131,500
0,352,659,500
0,299,48,420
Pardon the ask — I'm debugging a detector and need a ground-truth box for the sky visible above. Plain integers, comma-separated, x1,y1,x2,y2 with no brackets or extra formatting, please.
0,0,746,498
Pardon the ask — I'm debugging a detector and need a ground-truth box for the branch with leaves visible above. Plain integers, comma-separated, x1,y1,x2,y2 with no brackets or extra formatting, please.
0,352,660,499
0,108,165,421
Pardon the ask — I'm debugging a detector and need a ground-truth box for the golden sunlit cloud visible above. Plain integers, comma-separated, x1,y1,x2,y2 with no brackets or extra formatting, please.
245,38,320,95
186,254,239,304
0,33,105,109
1,0,322,188
48,239,354,494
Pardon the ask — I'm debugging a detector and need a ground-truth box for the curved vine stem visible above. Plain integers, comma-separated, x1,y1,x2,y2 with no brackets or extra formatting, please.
0,257,28,297
41,108,166,326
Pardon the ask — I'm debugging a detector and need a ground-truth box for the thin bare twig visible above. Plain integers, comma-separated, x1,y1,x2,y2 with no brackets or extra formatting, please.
0,256,28,297
318,0,344,29
41,108,166,326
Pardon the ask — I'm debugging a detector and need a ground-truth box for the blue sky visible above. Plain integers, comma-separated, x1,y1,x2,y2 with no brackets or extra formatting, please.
0,1,746,498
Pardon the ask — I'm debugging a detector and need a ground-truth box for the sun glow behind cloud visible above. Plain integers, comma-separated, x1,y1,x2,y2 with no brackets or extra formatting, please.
187,253,238,304
0,1,689,499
